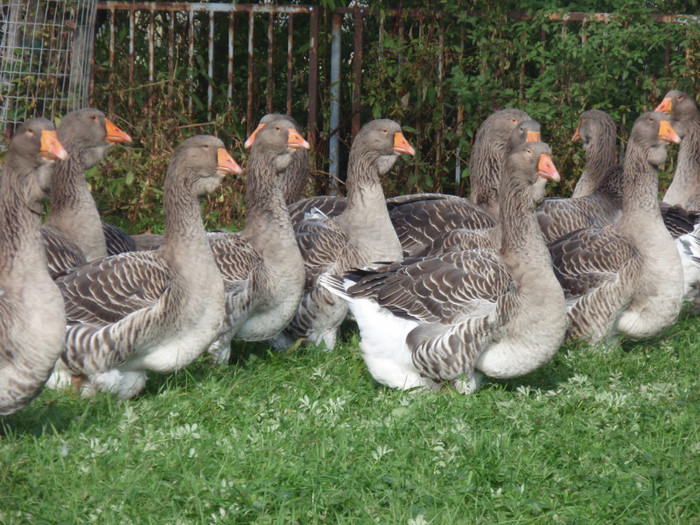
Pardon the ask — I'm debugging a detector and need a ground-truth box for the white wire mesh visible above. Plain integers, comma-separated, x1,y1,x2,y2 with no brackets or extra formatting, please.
0,0,97,139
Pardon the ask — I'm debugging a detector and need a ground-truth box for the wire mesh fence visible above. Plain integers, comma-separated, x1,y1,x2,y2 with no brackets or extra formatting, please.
0,0,97,141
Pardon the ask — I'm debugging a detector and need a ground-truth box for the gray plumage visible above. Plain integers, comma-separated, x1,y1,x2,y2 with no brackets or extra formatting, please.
659,90,700,211
321,141,566,393
275,119,414,350
42,108,132,276
47,135,233,399
205,119,309,364
1,118,67,415
549,112,684,343
537,110,623,244
288,109,531,257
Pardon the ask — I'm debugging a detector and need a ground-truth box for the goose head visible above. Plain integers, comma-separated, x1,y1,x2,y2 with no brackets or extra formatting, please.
57,108,132,169
655,90,699,139
167,135,242,197
350,119,415,176
248,117,310,173
508,119,541,152
8,118,68,213
630,112,681,168
572,109,616,152
505,141,560,206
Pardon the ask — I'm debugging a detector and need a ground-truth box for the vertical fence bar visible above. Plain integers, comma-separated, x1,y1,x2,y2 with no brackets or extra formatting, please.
307,6,319,152
188,8,195,116
168,10,174,74
247,11,254,134
228,12,234,109
267,12,274,114
148,9,154,83
328,12,341,192
286,15,294,115
208,10,214,120
351,7,363,138
128,8,135,108
108,7,115,112
147,8,154,111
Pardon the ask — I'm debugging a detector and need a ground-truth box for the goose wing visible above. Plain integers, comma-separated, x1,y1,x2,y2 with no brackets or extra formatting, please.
103,222,137,255
294,217,352,283
549,227,641,340
537,196,620,244
346,249,512,325
57,250,173,326
288,195,347,225
388,197,495,257
41,226,87,279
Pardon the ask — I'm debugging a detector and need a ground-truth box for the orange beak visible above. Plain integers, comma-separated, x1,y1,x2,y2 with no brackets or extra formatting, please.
217,148,243,175
658,120,681,144
537,153,560,182
654,97,672,114
526,130,541,142
244,123,265,149
105,118,132,144
40,129,69,161
393,132,415,156
287,128,311,150
571,122,582,142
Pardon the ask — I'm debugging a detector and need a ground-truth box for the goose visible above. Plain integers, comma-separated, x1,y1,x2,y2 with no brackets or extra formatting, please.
285,109,531,257
42,108,132,277
272,119,415,350
46,135,241,399
244,113,310,204
204,119,311,364
320,140,565,393
1,118,69,415
548,112,683,344
656,90,700,210
536,109,623,244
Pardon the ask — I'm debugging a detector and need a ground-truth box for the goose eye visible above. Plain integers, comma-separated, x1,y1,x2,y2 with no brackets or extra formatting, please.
512,118,518,124
382,128,388,134
525,148,532,155
203,144,210,151
274,125,281,131
26,129,34,136
91,114,98,121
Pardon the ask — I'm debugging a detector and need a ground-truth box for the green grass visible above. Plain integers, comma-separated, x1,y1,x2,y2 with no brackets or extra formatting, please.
2,312,699,524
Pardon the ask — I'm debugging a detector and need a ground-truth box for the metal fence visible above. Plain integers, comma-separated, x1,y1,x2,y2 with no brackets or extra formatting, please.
0,0,97,137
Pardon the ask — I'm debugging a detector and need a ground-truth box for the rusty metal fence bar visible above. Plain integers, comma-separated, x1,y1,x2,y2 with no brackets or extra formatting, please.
93,2,318,145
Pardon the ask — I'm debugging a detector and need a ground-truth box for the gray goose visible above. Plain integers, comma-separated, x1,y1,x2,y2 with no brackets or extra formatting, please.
287,109,531,257
536,109,623,244
657,90,700,211
204,119,310,364
46,136,240,399
549,112,683,344
244,113,310,204
0,118,69,415
273,119,415,350
42,108,132,277
320,141,565,393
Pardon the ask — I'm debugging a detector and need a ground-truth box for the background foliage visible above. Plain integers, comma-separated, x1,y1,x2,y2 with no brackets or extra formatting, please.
86,1,700,233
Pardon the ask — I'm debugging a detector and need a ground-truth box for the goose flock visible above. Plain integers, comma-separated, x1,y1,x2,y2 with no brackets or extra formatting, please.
1,89,700,414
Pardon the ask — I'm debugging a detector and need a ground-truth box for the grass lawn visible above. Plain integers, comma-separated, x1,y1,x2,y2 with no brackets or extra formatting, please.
1,310,698,524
